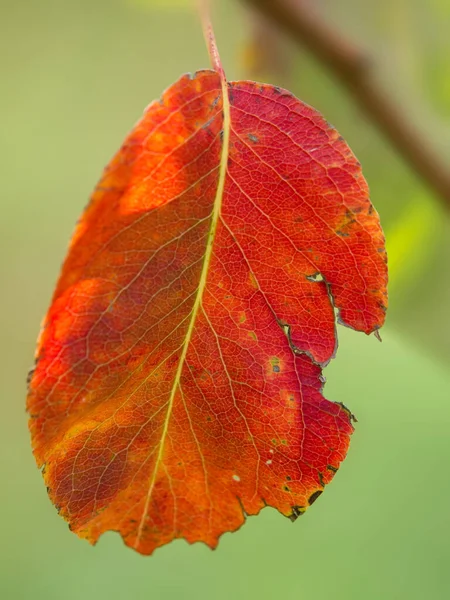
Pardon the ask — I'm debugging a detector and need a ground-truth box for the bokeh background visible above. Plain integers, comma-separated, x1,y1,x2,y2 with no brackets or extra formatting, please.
2,0,449,598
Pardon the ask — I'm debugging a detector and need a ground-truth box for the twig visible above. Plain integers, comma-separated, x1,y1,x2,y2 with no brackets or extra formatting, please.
243,0,450,210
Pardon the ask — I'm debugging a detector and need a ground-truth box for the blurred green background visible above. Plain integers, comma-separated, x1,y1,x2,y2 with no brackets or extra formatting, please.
1,0,450,598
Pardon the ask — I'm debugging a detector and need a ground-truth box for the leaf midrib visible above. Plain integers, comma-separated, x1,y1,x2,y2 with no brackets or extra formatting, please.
134,74,231,547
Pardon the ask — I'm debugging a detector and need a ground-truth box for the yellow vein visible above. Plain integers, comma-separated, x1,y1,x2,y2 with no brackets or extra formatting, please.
134,77,231,548
179,383,213,535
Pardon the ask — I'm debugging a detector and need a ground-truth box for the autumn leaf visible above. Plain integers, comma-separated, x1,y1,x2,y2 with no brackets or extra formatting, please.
27,19,387,556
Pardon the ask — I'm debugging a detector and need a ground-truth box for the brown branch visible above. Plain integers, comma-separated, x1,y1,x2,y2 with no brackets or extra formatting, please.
243,0,450,210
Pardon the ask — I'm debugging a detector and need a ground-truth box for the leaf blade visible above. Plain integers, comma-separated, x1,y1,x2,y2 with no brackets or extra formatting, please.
27,59,387,555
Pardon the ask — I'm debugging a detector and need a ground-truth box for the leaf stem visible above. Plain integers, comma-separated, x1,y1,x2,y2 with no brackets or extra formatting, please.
199,0,226,79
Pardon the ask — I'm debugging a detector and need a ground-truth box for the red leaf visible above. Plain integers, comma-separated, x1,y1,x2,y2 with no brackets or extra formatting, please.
27,24,387,555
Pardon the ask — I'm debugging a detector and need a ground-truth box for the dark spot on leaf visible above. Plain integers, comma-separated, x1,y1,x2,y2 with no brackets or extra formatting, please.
326,464,338,473
336,402,358,422
201,117,215,131
236,495,247,518
336,230,349,237
308,490,323,505
286,475,291,481
26,366,35,388
284,485,290,492
248,133,259,143
273,365,280,373
288,506,305,522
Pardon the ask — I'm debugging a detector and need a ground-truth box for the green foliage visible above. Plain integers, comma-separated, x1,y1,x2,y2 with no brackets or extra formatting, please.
127,0,193,11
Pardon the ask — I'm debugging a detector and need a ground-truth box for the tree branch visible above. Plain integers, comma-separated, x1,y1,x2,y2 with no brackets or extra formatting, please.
244,0,450,210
